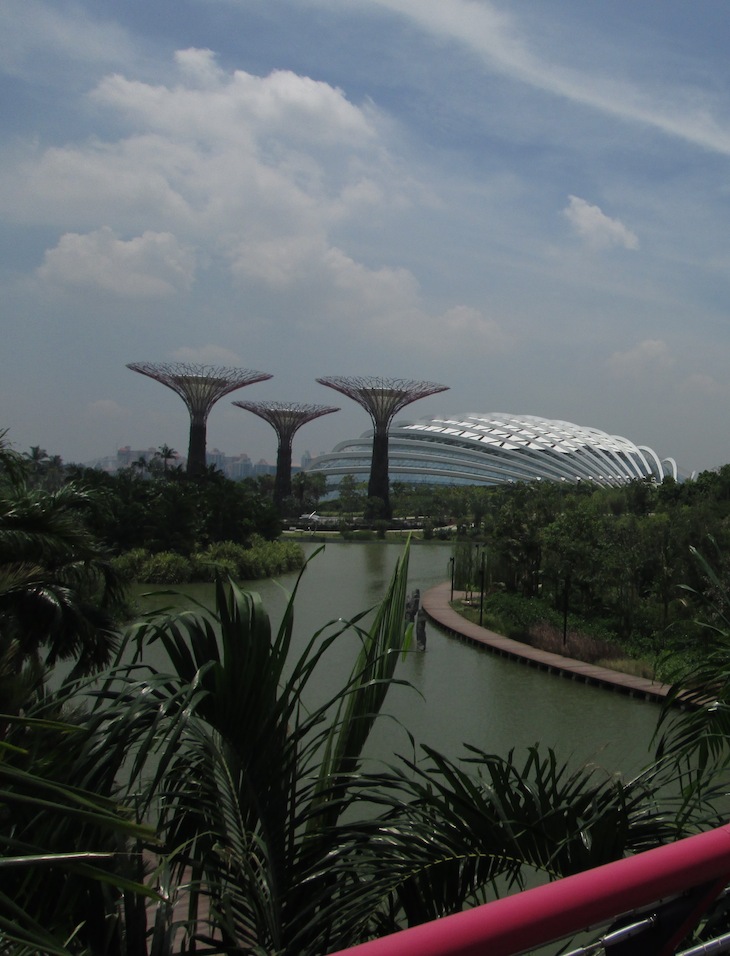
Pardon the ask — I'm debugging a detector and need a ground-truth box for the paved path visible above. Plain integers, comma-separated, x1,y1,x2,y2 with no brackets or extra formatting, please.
421,582,673,704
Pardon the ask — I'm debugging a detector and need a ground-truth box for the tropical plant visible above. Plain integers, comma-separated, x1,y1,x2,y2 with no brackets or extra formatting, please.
154,445,179,473
5,537,724,954
351,742,709,937
0,477,126,701
108,542,414,953
655,544,730,791
0,709,158,955
80,545,720,952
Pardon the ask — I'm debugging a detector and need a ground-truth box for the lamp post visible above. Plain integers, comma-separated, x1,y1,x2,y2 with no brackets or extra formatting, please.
479,549,486,627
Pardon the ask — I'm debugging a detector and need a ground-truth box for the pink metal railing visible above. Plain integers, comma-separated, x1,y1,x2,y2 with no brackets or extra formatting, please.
329,825,730,956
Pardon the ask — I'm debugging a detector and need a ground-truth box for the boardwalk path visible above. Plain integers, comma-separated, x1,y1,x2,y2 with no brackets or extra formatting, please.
421,582,672,705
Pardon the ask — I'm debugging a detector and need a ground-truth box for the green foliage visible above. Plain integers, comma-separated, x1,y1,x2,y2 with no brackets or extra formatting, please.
108,547,149,583
336,473,365,516
4,536,729,953
427,473,730,668
0,710,158,955
189,552,239,581
0,476,126,693
137,551,193,584
655,546,730,788
101,543,418,953
64,464,282,554
111,538,305,583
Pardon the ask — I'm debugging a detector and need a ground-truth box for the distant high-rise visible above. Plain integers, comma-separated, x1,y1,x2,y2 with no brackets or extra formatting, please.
316,375,448,519
127,362,272,475
232,400,339,507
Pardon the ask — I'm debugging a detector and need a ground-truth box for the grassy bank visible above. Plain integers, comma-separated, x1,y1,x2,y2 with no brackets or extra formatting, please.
111,536,305,584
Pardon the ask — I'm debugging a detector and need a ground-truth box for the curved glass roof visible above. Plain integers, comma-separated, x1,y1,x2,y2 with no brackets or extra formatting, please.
307,413,677,487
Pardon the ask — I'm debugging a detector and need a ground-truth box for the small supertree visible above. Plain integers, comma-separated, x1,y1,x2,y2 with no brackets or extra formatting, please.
232,401,339,509
316,376,448,519
127,362,272,475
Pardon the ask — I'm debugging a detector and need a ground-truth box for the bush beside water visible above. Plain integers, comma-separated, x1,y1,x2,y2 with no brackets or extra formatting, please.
112,536,305,584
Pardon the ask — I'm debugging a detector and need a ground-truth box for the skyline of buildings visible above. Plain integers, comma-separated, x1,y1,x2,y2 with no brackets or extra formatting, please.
89,444,320,482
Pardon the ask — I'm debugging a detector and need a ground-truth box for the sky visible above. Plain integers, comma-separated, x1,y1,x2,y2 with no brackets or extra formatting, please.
3,0,730,476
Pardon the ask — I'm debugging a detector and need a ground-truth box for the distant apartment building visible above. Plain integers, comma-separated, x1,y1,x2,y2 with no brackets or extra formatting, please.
107,445,282,480
116,445,159,469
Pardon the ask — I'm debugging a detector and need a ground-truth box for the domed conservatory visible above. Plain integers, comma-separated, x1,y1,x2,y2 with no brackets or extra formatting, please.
306,413,678,488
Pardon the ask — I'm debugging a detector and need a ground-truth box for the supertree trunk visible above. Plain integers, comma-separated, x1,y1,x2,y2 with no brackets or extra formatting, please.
368,427,391,518
188,418,208,476
275,441,294,506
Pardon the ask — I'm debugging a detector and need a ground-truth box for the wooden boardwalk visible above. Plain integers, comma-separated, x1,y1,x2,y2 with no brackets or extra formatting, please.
421,582,672,705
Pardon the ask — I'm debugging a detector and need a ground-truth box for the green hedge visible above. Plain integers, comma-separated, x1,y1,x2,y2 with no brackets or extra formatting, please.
111,537,305,584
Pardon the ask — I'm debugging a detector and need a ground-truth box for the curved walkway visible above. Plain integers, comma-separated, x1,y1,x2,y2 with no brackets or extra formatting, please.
421,582,672,704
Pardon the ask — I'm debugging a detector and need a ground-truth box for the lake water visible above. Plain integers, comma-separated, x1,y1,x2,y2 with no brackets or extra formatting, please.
133,539,660,778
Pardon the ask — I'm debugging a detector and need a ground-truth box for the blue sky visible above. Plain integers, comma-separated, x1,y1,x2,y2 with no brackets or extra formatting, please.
3,0,730,474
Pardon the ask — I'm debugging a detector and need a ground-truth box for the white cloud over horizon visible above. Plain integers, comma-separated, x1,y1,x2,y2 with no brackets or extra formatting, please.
37,227,196,297
606,340,675,380
563,196,639,251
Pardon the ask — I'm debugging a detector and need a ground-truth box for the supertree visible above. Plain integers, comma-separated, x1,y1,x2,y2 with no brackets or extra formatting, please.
232,400,339,508
127,362,272,476
316,375,449,519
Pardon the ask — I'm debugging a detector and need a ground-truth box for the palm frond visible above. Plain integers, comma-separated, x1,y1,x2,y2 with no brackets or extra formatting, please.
0,714,158,955
654,545,730,791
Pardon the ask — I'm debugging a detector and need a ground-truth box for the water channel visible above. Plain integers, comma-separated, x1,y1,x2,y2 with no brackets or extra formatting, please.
136,539,660,778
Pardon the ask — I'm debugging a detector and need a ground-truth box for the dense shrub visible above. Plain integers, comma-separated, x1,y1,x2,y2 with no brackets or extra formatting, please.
138,552,193,584
189,553,239,582
111,548,151,583
112,538,304,583
236,536,304,580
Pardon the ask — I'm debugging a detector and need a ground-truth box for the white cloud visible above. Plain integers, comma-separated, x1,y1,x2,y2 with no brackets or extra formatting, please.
680,373,729,398
0,0,136,80
365,0,730,156
0,50,389,240
436,305,512,350
563,196,638,251
0,50,399,307
174,48,223,88
229,234,329,287
36,227,196,297
91,56,377,148
606,339,674,379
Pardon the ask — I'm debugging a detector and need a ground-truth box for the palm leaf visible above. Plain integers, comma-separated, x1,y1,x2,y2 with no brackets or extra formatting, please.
0,714,159,955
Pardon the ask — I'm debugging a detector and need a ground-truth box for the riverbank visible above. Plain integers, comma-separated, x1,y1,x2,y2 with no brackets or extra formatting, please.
422,582,672,704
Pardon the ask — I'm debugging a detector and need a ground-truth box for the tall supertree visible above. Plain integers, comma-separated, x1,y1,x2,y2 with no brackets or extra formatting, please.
316,375,449,519
232,400,339,508
127,362,272,476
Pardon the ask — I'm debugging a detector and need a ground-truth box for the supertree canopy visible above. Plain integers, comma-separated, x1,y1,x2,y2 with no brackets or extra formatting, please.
127,362,272,475
316,375,448,518
232,400,339,507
